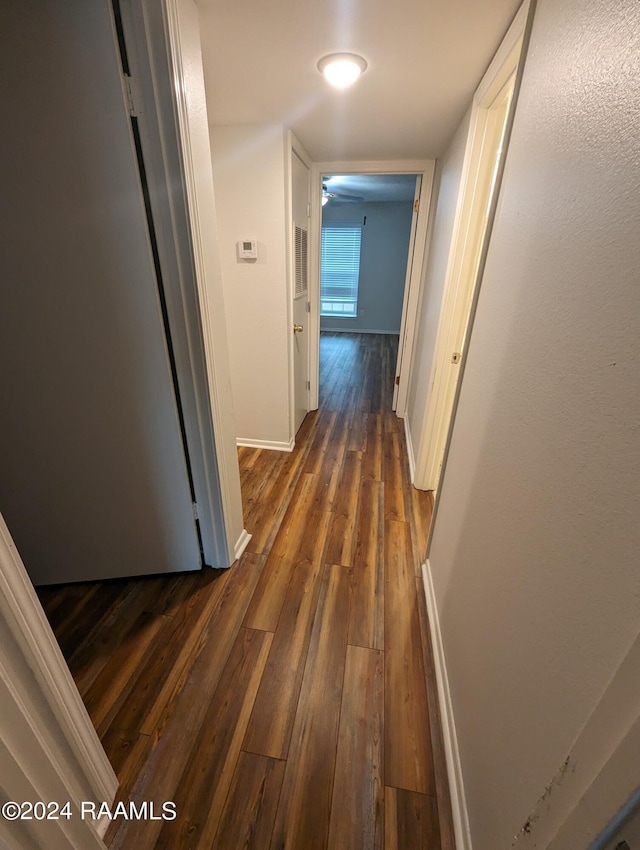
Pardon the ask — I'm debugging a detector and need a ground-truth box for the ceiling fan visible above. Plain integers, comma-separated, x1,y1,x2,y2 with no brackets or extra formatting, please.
322,179,365,205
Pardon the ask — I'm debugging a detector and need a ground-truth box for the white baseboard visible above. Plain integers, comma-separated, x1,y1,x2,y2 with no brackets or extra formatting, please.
422,560,473,850
404,416,416,484
233,528,252,562
236,437,294,452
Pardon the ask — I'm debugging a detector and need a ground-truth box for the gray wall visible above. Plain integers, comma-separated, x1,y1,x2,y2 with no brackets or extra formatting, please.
320,200,413,334
428,0,640,846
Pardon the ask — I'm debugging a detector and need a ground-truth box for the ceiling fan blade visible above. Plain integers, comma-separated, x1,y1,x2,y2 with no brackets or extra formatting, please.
334,192,365,202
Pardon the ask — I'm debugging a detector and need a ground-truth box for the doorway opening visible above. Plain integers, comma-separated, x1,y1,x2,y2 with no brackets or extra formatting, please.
308,166,434,423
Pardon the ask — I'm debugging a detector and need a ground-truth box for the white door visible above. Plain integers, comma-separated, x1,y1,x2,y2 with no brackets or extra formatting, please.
417,74,516,492
292,151,311,433
393,175,422,410
0,0,201,584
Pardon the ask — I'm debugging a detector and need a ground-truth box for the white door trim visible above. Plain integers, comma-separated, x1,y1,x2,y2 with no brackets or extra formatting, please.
414,0,530,492
163,0,248,564
309,159,435,414
394,171,432,416
0,514,116,849
287,132,313,443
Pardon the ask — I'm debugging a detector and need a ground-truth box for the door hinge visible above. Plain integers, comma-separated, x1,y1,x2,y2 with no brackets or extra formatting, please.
306,301,311,313
306,202,311,218
414,199,420,213
395,375,400,385
123,74,139,117
306,380,311,390
192,502,199,520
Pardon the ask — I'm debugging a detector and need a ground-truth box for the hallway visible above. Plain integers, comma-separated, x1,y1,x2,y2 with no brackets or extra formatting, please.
38,332,452,849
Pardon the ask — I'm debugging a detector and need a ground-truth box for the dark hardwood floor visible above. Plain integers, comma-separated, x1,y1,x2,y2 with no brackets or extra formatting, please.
37,331,454,849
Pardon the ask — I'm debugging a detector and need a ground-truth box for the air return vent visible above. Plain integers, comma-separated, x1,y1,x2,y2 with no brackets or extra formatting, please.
295,226,308,297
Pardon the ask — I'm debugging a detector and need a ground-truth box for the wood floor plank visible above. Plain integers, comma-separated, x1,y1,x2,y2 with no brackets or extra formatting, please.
304,409,337,474
348,411,367,451
349,478,385,650
82,609,168,736
325,449,363,567
242,413,316,555
143,571,202,618
45,580,127,661
366,344,382,413
154,627,273,850
142,552,265,736
384,519,435,795
36,581,100,634
362,413,383,482
109,568,228,737
107,553,266,849
383,420,407,522
269,564,350,850
242,541,327,759
327,644,384,850
243,473,330,632
384,786,440,850
214,751,286,850
100,727,153,793
67,580,161,695
310,410,350,512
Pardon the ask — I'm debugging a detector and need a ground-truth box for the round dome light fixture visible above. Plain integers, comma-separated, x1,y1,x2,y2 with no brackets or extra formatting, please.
317,53,368,89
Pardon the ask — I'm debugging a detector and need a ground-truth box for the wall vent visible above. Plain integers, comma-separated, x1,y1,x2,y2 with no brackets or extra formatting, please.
295,226,308,297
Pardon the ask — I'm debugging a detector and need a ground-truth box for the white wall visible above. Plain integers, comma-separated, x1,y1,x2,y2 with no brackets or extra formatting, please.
405,110,471,454
210,124,291,448
320,200,414,334
427,0,640,846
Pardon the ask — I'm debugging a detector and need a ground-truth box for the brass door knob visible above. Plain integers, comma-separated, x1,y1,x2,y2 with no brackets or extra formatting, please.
293,324,304,333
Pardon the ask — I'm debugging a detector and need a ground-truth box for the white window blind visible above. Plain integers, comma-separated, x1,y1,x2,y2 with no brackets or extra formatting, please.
320,224,362,317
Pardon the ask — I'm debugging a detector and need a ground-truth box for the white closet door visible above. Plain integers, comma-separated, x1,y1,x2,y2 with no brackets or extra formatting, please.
0,0,201,584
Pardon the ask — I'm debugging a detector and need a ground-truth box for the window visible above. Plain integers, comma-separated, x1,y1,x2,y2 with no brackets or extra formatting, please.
320,224,362,317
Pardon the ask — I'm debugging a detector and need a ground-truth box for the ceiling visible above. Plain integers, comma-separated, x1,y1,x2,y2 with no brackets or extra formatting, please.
324,174,418,203
196,0,522,161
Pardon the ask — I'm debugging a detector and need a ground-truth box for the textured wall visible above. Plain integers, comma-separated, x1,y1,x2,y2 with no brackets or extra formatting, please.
428,0,640,846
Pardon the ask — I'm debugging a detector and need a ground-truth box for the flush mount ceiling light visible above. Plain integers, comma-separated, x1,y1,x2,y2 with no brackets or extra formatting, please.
317,53,368,89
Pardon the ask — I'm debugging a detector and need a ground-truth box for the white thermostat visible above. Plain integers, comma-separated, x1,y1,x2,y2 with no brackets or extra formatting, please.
236,239,258,259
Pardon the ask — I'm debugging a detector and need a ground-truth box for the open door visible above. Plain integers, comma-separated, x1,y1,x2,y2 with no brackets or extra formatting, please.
291,149,311,434
393,175,422,410
416,70,517,492
0,0,203,584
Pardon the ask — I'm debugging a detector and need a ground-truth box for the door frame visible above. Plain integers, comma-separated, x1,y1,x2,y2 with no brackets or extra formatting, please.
0,515,116,849
286,132,313,442
159,0,249,562
414,0,530,493
309,159,435,416
392,173,423,412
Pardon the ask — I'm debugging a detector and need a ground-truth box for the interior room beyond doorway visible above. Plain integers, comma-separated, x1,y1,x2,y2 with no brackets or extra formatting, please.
320,173,417,337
